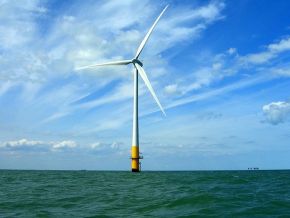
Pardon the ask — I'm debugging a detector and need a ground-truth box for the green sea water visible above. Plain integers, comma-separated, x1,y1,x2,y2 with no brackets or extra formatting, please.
0,170,290,217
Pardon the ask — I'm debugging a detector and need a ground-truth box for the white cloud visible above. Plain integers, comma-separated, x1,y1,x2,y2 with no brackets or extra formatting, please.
0,0,43,48
0,0,51,83
158,74,271,114
110,142,120,149
0,0,227,129
147,1,225,55
0,138,50,152
227,47,236,55
164,84,178,95
242,51,274,64
263,101,290,125
52,140,77,150
0,138,125,155
1,138,44,148
241,36,290,64
0,139,78,152
270,65,290,77
268,37,290,52
161,35,290,110
162,52,235,98
89,141,125,156
91,142,101,149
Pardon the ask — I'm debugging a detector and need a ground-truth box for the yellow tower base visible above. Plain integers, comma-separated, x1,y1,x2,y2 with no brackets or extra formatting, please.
131,146,141,172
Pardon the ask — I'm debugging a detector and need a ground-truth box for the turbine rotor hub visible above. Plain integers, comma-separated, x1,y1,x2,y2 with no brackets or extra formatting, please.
132,59,143,67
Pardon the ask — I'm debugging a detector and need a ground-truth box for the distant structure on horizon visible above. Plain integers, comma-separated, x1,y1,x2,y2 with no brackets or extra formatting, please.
248,167,259,170
76,6,169,172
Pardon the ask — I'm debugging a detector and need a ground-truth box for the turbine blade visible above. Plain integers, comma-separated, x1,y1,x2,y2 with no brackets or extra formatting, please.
75,59,132,71
134,63,166,116
135,5,169,59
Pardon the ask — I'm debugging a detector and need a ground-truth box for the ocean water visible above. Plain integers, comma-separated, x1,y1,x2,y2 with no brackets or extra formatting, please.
0,170,290,217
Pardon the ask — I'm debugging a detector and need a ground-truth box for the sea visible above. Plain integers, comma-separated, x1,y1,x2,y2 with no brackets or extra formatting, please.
0,170,290,217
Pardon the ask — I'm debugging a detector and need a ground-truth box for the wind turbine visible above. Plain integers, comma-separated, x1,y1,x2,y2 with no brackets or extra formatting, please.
76,5,168,172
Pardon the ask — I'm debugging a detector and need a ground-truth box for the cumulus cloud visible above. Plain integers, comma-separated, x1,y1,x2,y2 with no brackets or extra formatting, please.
0,138,127,155
110,142,121,150
0,139,78,152
1,139,44,148
262,101,290,125
0,138,49,152
90,141,122,150
90,141,125,155
51,140,77,151
90,142,102,149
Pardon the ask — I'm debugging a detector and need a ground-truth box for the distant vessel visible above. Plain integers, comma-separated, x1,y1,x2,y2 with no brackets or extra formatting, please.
248,167,259,170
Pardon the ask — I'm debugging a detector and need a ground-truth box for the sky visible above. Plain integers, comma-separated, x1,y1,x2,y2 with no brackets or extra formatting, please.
0,0,290,170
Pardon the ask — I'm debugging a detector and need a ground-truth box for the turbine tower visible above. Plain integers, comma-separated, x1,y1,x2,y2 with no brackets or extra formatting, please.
76,5,168,172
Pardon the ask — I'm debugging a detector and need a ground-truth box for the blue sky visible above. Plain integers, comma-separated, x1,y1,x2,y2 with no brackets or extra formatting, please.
1,0,290,170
